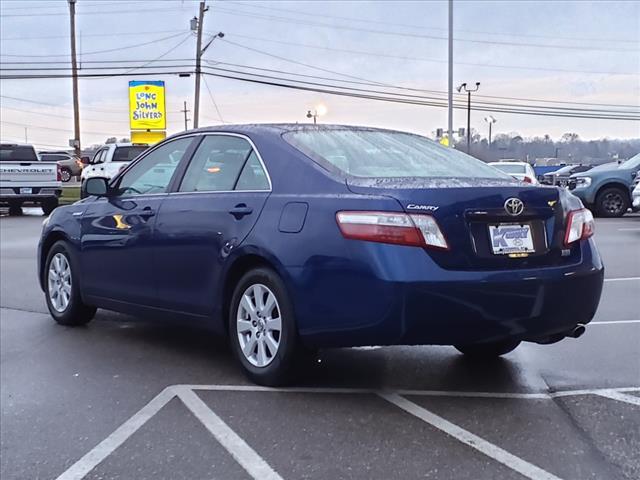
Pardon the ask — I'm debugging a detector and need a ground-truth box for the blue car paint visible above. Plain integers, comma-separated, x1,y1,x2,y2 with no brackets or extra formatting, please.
39,124,604,348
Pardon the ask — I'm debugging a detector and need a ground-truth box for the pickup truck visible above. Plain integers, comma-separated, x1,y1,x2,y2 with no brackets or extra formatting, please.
81,142,148,184
0,143,62,215
569,153,640,217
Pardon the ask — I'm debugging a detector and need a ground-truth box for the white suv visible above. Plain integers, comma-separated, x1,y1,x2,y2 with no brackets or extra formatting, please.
81,143,148,183
488,161,539,185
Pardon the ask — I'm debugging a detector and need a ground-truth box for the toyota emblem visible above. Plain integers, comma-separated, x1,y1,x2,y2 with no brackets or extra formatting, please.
504,198,524,216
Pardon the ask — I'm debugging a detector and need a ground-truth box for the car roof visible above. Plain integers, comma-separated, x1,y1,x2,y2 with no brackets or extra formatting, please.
176,123,414,138
488,161,529,166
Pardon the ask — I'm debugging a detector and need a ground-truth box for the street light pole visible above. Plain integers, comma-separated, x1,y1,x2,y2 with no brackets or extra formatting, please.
484,115,496,148
457,82,480,154
68,0,81,157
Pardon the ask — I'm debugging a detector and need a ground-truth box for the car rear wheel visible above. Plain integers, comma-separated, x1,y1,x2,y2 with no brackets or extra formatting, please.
595,187,629,217
454,339,520,358
229,267,305,386
60,167,72,182
41,198,58,216
45,241,96,326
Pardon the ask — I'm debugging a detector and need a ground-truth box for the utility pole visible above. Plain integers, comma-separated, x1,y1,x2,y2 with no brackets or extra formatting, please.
68,0,81,157
457,82,480,154
181,101,191,131
24,127,28,143
193,1,207,129
447,0,453,148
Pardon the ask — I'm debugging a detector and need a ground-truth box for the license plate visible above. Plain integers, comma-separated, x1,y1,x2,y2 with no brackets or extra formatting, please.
20,187,32,194
489,223,535,255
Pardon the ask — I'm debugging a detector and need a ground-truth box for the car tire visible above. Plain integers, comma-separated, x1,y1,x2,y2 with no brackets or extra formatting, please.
41,198,59,216
595,187,629,218
44,241,96,326
8,202,23,216
454,339,520,358
229,267,306,386
60,168,72,182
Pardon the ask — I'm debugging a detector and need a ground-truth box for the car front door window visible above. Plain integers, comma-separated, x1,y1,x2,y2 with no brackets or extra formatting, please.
114,138,193,196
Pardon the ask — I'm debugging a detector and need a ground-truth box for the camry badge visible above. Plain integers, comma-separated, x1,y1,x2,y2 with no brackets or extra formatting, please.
504,198,524,216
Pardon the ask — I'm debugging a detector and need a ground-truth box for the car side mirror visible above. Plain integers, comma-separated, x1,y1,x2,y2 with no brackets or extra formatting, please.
83,177,110,197
81,156,90,164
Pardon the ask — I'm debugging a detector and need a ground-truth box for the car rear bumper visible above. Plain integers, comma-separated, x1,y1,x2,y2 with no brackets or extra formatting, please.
293,239,604,348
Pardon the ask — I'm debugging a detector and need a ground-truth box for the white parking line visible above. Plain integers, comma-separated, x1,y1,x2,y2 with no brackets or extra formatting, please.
618,228,640,232
604,277,640,282
176,387,283,480
590,319,640,325
55,384,640,479
55,386,176,480
595,390,640,407
379,393,562,480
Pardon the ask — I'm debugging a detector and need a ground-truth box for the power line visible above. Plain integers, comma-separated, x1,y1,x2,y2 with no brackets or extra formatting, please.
226,0,639,45
219,32,636,77
1,29,185,41
0,6,186,18
0,105,125,125
3,62,638,116
212,6,639,53
203,75,225,123
0,120,123,136
0,31,187,58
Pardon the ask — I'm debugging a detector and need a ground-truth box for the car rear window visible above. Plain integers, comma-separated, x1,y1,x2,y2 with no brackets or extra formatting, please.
492,163,526,174
113,146,148,162
283,129,510,179
0,145,38,162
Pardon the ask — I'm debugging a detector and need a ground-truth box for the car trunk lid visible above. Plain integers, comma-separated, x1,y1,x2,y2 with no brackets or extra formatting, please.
347,177,570,270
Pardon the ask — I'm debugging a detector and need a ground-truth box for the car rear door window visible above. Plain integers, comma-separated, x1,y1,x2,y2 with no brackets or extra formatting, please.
114,138,192,196
179,135,268,192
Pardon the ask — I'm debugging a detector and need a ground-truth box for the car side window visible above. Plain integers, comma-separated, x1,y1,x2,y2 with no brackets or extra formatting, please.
114,138,192,196
179,135,261,192
235,151,270,191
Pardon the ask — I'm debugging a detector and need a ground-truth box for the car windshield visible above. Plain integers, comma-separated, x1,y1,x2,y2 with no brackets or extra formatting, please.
0,145,38,162
491,163,526,174
619,153,640,170
113,146,148,162
283,129,511,179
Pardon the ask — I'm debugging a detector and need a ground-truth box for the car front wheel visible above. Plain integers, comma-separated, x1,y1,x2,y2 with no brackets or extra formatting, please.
595,187,629,217
60,167,72,182
454,339,520,358
229,267,305,386
45,241,96,325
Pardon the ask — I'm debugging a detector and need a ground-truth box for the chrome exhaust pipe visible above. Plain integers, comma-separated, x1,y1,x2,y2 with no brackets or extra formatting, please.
567,324,586,338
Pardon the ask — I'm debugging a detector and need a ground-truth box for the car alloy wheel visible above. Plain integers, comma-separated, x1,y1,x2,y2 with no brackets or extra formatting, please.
602,192,624,215
60,168,72,182
48,252,72,312
236,283,282,367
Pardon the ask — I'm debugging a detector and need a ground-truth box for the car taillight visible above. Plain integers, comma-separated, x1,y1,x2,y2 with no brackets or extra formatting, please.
56,163,62,181
336,211,449,250
564,208,595,246
76,159,83,169
523,176,533,184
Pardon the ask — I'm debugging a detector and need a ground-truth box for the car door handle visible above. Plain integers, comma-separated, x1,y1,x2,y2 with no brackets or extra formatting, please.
229,204,253,219
140,206,155,218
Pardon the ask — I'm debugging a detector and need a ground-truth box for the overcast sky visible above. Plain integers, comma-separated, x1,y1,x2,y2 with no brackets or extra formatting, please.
1,0,639,150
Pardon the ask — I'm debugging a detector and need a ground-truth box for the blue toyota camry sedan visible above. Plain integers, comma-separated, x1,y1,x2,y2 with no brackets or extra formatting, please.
39,124,604,385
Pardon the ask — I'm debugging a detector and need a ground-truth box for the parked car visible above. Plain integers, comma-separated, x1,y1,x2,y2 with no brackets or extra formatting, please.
631,175,640,210
80,142,148,186
488,161,539,184
569,154,640,217
39,125,604,386
541,164,592,187
0,143,62,215
39,152,83,182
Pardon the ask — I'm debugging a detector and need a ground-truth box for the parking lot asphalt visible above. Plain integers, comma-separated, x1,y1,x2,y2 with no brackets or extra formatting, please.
1,209,638,480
